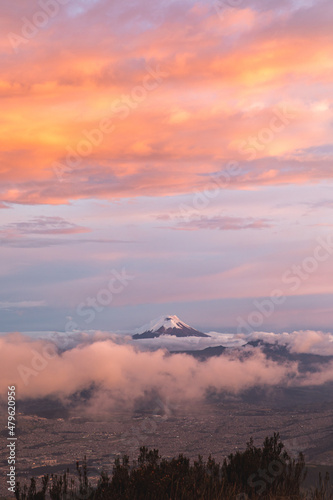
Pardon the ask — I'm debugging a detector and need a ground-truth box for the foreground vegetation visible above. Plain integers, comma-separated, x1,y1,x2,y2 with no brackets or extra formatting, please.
15,433,332,499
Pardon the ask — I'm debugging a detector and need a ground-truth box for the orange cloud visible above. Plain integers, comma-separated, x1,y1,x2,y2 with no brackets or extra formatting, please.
0,0,332,205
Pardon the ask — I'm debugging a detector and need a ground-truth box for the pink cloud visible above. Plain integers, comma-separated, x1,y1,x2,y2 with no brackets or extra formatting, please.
0,0,332,205
0,334,298,405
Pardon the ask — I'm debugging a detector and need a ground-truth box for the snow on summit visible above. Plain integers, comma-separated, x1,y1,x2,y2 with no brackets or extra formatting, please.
134,315,190,334
132,315,210,339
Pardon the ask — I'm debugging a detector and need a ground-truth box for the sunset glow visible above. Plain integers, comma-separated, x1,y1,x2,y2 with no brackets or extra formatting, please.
1,0,333,333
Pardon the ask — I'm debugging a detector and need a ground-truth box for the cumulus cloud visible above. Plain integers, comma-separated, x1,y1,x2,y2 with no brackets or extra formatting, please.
0,334,298,408
2,329,333,413
245,330,333,356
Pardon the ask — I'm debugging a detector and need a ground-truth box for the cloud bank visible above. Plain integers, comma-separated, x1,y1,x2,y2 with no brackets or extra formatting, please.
1,330,333,412
0,333,295,403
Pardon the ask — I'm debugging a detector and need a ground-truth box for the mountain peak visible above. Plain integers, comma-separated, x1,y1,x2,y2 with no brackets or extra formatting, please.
132,315,210,339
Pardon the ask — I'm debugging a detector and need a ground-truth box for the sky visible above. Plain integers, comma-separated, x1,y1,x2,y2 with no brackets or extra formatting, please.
1,0,333,334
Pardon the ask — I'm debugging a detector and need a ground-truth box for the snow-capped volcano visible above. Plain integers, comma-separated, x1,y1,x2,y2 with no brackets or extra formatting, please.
132,315,210,339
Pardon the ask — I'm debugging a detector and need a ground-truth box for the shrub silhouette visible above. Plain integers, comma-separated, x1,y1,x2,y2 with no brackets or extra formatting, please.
222,432,306,498
15,433,332,500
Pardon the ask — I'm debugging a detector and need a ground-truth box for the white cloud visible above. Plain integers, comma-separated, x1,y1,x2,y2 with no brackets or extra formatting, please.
245,330,333,356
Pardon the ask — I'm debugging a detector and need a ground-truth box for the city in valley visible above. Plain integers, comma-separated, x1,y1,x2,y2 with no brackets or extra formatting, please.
1,387,333,495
